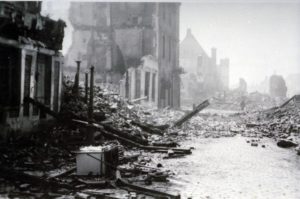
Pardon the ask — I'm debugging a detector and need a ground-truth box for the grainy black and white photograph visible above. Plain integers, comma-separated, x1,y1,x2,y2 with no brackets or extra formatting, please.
0,0,300,198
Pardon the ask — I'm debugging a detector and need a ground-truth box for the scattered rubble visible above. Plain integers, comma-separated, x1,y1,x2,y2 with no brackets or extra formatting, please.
1,78,300,198
0,79,201,198
238,96,300,153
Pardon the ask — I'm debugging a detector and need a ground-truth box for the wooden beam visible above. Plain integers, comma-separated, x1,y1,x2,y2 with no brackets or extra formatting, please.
173,100,209,127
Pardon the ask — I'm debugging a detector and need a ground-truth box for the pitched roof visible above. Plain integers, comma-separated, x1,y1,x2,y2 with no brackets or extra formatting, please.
180,28,209,59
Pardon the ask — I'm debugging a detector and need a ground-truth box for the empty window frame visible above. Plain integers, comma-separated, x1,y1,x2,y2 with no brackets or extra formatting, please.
23,55,32,116
152,73,156,102
144,72,150,100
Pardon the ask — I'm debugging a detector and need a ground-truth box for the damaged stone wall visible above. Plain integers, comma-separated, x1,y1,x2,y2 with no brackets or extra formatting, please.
156,3,180,108
66,2,152,83
66,2,181,108
0,2,65,51
0,1,65,139
66,2,121,83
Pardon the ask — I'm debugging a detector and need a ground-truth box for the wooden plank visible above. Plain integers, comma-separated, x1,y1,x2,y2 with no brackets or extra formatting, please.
279,95,295,108
0,166,73,190
72,119,191,155
23,96,59,118
114,170,180,199
173,100,209,127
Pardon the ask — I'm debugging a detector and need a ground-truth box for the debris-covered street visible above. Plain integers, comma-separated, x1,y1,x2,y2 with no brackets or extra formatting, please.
1,78,300,198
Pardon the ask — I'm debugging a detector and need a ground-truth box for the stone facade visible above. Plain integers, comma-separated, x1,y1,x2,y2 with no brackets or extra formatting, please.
66,2,180,108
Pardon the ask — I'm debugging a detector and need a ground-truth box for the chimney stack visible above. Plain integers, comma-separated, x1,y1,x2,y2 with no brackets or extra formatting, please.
187,28,192,36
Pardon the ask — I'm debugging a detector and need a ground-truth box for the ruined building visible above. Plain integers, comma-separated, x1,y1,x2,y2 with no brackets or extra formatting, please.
180,29,229,106
269,74,287,98
237,78,248,95
0,2,65,138
66,2,181,108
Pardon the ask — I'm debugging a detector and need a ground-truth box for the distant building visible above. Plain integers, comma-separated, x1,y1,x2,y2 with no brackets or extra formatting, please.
66,2,181,108
269,74,287,98
180,28,229,105
218,58,230,91
238,78,248,95
0,2,65,138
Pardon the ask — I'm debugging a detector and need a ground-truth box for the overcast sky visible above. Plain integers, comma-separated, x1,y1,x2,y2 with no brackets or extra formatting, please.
180,2,300,88
42,0,300,89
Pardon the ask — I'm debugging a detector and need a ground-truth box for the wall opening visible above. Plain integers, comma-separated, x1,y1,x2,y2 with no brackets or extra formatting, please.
152,73,156,102
134,69,141,99
0,46,20,118
23,54,32,117
33,54,51,117
145,71,150,100
53,61,60,113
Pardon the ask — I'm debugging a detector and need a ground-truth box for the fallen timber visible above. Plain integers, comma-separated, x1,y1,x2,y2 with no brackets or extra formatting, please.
173,100,210,127
119,113,164,135
24,96,191,154
72,119,191,155
24,97,59,119
131,120,164,135
47,166,76,180
0,165,73,190
279,95,300,108
101,122,148,145
114,170,181,199
25,96,164,138
264,95,300,116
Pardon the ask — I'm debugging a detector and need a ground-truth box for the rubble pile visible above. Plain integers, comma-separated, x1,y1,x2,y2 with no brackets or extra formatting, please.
0,130,76,198
210,91,279,111
0,80,188,198
240,100,300,153
140,109,240,141
3,77,297,198
61,79,167,145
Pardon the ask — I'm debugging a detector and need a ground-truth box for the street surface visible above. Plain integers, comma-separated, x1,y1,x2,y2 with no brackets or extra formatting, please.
161,136,300,199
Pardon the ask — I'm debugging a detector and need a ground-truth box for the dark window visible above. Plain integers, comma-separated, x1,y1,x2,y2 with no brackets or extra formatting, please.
53,61,60,112
0,49,9,106
44,56,52,106
33,54,50,116
0,47,21,118
169,9,172,26
145,72,150,100
162,5,166,20
169,37,172,62
23,55,32,116
125,71,129,98
134,70,141,99
162,35,165,58
132,16,138,25
169,88,172,106
152,74,156,102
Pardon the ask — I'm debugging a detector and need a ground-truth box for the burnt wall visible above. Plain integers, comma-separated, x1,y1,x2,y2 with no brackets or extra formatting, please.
0,2,65,50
